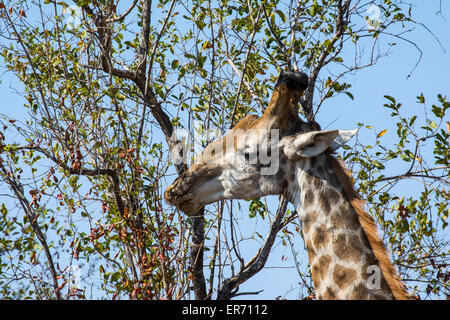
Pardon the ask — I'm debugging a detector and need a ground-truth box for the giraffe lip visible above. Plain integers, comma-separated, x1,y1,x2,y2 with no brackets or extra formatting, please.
178,199,201,216
164,190,196,215
166,190,193,211
164,172,217,216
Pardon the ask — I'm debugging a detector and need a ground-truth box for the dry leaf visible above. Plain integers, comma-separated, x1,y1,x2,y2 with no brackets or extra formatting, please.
72,160,81,171
377,129,387,138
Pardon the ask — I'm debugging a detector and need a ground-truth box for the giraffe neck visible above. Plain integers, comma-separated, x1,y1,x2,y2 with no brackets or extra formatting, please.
285,153,408,300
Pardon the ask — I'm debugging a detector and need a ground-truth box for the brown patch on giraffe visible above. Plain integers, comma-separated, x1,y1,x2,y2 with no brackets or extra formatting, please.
322,287,337,300
275,165,287,183
318,187,341,214
327,155,410,300
312,225,330,249
306,240,318,290
333,264,357,291
302,210,317,235
311,254,331,284
279,158,287,172
324,164,341,189
330,207,361,231
333,233,364,263
302,189,315,208
318,191,331,213
312,176,323,190
305,239,316,262
348,283,369,300
303,171,314,185
359,227,371,249
311,274,320,292
310,264,321,291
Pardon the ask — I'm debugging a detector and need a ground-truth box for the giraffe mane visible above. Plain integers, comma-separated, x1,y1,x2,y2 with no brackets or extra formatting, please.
326,153,410,300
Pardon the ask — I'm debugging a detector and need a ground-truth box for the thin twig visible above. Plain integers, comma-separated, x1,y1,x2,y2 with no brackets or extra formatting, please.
216,196,288,299
105,0,139,23
229,4,264,129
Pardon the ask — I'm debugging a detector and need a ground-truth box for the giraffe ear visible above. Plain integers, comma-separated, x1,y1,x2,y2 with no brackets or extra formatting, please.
330,129,358,151
281,130,339,159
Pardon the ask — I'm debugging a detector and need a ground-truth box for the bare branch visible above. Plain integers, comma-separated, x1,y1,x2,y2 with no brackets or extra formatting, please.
303,0,350,121
217,196,288,299
105,0,139,23
229,4,264,129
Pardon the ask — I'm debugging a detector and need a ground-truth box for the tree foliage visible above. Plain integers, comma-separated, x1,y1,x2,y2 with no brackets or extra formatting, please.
0,0,448,299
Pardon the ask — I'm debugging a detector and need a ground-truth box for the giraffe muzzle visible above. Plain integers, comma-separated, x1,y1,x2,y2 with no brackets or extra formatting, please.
164,164,223,216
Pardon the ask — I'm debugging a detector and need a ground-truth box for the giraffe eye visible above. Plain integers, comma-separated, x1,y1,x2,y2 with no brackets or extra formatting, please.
244,152,250,161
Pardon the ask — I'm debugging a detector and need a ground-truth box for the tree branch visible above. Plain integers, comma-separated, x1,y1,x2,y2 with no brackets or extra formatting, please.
216,196,288,299
229,4,264,129
79,0,205,300
303,0,350,121
0,161,62,300
262,3,291,68
105,0,139,23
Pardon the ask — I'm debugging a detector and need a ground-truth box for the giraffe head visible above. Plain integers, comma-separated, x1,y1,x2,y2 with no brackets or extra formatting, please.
164,72,411,300
164,71,357,215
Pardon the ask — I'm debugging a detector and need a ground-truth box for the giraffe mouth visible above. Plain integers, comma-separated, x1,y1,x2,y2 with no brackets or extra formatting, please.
164,164,224,216
178,199,203,216
164,177,199,215
164,186,203,216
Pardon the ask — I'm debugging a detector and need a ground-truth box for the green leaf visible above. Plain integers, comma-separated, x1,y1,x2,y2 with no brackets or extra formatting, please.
384,95,396,104
195,16,206,29
248,199,267,219
417,93,425,104
171,59,179,69
275,10,286,23
344,91,354,100
431,105,444,118
111,272,121,282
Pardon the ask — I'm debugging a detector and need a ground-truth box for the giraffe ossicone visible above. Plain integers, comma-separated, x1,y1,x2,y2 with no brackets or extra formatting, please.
164,71,410,300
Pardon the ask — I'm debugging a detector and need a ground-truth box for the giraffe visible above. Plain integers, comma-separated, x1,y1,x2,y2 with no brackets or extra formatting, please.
164,71,410,300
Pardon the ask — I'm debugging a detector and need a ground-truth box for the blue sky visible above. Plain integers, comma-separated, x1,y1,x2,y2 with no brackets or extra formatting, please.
0,1,448,299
